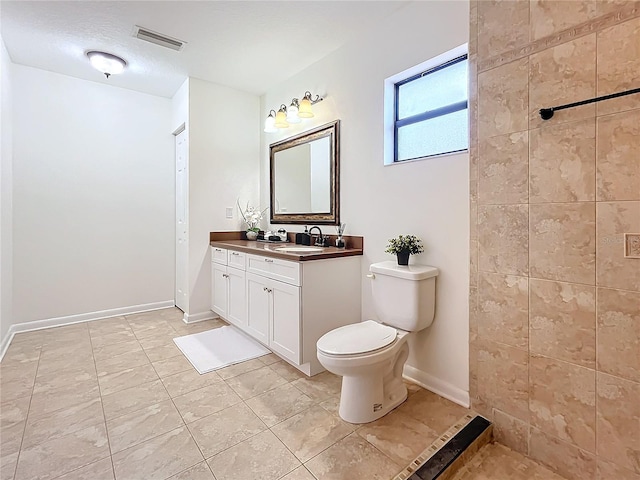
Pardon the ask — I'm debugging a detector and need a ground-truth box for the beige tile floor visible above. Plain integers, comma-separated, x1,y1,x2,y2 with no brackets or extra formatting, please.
0,307,471,480
450,443,568,480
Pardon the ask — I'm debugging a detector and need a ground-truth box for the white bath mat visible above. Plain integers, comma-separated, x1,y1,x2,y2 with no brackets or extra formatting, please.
173,326,270,374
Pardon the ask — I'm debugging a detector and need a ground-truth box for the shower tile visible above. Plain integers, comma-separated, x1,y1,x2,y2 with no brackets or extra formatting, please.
596,109,640,201
529,118,596,203
478,204,529,276
529,279,596,368
477,0,529,59
529,427,597,480
478,58,529,139
597,288,640,383
597,458,640,480
597,17,640,115
529,355,596,452
476,339,529,421
596,372,640,474
596,202,640,291
529,203,596,284
529,35,596,129
478,272,528,349
529,0,596,40
478,131,529,205
492,409,529,455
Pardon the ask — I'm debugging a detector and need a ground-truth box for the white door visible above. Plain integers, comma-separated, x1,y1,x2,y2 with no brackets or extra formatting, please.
175,128,188,312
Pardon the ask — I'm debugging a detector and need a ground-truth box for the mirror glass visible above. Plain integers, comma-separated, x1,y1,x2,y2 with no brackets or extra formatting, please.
270,120,339,225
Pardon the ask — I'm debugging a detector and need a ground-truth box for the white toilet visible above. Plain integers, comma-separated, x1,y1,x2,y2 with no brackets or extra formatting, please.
316,261,439,424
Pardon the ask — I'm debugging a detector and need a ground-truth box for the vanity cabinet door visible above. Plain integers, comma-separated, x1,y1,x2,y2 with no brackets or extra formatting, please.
270,280,301,364
227,266,246,328
246,273,270,345
211,263,228,318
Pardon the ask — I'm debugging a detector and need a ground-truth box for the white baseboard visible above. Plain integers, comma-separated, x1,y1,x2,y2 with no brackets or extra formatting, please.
182,310,217,324
0,300,175,362
403,364,470,408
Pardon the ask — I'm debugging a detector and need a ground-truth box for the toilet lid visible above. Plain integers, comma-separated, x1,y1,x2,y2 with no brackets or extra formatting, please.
317,320,397,355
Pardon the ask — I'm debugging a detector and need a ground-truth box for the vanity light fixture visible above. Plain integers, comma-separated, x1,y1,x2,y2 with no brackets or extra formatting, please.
86,50,127,78
286,99,302,124
274,105,290,128
264,91,324,132
264,110,278,133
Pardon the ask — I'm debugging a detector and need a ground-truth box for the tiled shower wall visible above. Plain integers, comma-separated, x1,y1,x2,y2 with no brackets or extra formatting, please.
468,2,639,479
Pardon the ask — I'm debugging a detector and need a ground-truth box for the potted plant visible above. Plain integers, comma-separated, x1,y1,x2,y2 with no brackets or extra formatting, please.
385,234,424,265
238,200,268,240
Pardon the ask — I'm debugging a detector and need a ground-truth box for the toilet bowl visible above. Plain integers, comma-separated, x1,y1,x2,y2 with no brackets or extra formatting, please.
316,261,439,424
317,320,410,423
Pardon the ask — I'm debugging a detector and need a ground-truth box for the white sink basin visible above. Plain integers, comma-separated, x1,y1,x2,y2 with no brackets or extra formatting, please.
274,246,324,253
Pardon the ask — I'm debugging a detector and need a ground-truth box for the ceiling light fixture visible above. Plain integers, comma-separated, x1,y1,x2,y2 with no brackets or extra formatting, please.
264,91,324,133
86,51,127,78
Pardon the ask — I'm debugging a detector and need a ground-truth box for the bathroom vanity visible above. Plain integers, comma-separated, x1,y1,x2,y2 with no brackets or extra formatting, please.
209,234,363,376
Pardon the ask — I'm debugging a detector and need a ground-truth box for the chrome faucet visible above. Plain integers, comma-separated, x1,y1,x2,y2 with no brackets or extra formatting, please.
308,226,325,247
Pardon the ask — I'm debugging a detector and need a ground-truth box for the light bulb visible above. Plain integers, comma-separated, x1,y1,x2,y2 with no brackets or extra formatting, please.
274,106,289,128
298,95,314,118
86,51,126,78
264,111,277,133
286,100,301,124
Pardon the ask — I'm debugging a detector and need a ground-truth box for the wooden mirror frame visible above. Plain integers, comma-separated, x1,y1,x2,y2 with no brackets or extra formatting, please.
269,120,340,225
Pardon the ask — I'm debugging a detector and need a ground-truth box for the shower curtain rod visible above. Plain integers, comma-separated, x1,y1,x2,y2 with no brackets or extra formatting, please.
539,87,640,120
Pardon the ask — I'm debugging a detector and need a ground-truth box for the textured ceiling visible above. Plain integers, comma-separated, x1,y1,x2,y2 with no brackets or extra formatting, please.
1,1,409,98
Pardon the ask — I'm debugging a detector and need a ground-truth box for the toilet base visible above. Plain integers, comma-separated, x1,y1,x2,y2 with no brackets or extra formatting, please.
337,343,410,424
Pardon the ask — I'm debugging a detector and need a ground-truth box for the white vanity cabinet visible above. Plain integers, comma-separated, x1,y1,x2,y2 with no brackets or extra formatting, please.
246,271,301,364
210,248,247,329
211,245,361,376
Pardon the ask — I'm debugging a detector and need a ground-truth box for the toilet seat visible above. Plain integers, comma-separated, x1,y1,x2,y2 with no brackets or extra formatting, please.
317,320,397,356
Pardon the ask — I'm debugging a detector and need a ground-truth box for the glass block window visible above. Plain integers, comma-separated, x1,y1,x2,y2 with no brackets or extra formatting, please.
394,55,468,162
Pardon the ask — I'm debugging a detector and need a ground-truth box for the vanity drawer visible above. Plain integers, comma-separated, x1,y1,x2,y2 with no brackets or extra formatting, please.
227,250,246,270
247,254,301,286
211,246,227,265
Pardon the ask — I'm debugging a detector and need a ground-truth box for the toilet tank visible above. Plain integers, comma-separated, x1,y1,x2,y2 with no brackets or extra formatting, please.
369,261,439,332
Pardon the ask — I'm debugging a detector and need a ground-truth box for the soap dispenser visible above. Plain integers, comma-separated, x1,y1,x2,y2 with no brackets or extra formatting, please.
301,226,311,246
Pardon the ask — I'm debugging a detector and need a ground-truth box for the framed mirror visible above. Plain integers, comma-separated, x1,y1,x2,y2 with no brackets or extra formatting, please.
270,120,340,225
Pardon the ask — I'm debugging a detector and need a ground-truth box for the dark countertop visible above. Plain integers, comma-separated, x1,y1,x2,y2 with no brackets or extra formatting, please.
209,238,363,262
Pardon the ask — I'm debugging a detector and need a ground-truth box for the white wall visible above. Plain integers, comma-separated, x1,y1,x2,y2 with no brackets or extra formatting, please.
1,39,13,341
262,1,470,403
185,78,260,317
11,65,175,325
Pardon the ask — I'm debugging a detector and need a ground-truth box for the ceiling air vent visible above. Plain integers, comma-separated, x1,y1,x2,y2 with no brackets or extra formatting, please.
132,26,186,51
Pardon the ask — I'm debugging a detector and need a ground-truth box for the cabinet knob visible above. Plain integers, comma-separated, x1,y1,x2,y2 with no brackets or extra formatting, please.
263,286,268,292
267,288,273,293
264,258,274,263
215,248,222,252
366,274,375,279
231,252,239,256
222,274,229,278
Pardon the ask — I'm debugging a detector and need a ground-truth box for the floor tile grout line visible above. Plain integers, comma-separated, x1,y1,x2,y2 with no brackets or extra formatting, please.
9,344,42,480
87,323,118,480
